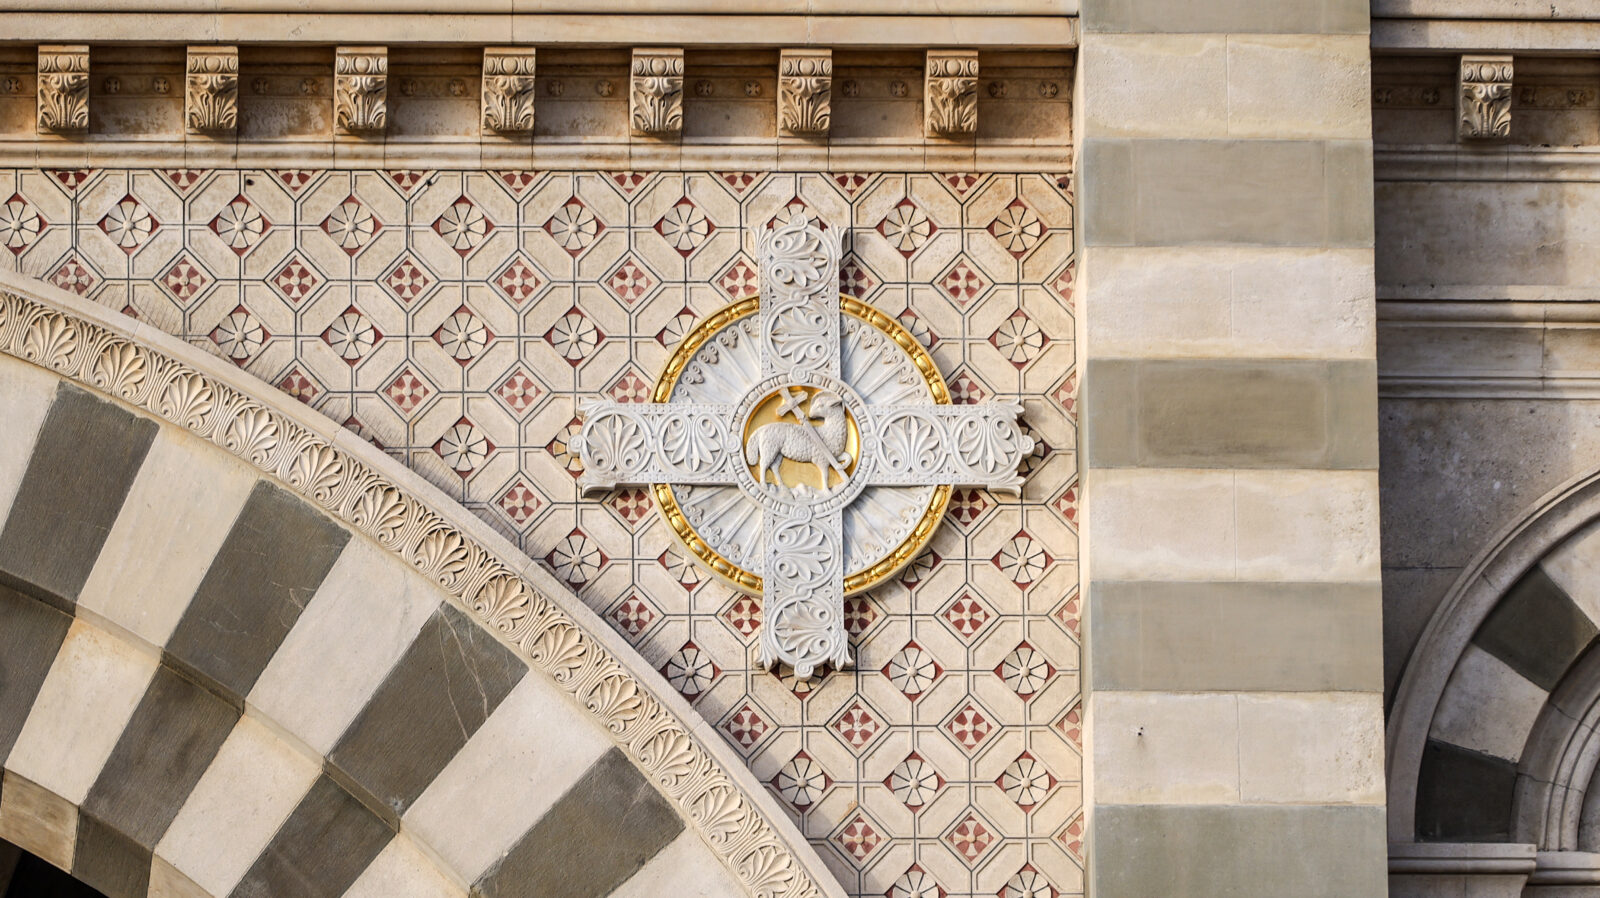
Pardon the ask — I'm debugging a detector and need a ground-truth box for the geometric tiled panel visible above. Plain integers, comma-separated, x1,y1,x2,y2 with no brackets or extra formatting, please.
0,166,1080,898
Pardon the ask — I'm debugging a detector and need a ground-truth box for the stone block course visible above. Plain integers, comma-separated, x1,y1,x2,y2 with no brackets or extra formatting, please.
1082,33,1369,140
1082,138,1375,248
74,429,258,649
1083,0,1369,35
0,385,157,608
1086,358,1378,469
1093,804,1387,897
1089,580,1383,692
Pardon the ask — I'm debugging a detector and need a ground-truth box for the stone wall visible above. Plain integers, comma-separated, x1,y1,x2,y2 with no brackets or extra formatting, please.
1076,1,1388,895
0,93,1080,898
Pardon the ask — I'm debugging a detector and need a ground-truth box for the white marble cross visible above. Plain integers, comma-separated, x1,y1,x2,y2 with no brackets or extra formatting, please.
577,214,1033,676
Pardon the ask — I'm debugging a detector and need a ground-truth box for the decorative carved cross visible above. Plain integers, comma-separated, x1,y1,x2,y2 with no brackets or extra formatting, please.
577,214,1032,676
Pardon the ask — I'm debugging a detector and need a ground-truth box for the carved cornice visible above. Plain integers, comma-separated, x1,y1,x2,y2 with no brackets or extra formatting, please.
483,46,536,134
335,46,388,135
186,45,239,135
0,272,838,898
1459,54,1513,141
36,44,88,134
631,48,684,137
778,49,831,137
925,49,978,138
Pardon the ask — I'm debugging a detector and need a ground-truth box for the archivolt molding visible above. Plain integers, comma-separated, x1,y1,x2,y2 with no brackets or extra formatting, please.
0,268,841,898
1389,465,1600,842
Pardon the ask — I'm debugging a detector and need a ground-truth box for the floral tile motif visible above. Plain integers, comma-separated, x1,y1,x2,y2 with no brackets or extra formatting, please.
0,167,1080,898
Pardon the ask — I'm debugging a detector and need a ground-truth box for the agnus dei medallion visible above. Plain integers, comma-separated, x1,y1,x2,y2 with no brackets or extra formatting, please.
576,214,1033,676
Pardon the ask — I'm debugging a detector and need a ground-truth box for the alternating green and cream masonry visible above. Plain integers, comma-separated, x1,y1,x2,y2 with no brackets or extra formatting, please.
1075,1,1386,895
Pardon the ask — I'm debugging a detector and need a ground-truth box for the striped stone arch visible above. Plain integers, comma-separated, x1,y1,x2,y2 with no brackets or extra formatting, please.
1389,462,1600,887
0,269,839,898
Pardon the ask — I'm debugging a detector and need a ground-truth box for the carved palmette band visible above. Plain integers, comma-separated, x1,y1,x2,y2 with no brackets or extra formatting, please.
778,49,831,137
37,45,89,134
631,48,684,137
1459,54,1513,141
0,286,826,898
335,46,388,134
186,46,239,134
925,49,978,137
482,47,536,133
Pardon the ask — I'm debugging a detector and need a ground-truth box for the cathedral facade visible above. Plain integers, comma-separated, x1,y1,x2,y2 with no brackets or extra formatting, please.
0,3,1579,897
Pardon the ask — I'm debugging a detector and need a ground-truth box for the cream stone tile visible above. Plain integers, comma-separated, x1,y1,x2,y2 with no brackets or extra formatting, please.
0,358,59,525
247,536,439,755
0,772,75,871
6,620,157,804
1430,645,1549,764
76,427,257,647
1091,691,1241,805
1542,520,1600,626
609,831,747,898
403,650,614,882
1088,469,1237,582
1080,35,1227,140
1225,35,1371,140
156,715,321,898
1082,246,1233,355
1238,692,1384,805
1234,470,1381,583
1231,248,1375,360
342,834,465,898
148,857,212,898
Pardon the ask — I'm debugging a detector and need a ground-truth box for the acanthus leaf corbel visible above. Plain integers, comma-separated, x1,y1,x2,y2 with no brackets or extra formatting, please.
482,46,536,134
779,48,831,137
925,49,978,138
335,46,388,135
37,44,89,134
631,48,684,137
1459,54,1513,141
186,45,239,134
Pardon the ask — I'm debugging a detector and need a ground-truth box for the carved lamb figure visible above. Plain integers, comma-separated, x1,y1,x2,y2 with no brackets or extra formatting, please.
745,391,851,487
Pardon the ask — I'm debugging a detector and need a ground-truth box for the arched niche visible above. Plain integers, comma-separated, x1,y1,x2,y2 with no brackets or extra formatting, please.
0,269,839,898
1390,457,1600,895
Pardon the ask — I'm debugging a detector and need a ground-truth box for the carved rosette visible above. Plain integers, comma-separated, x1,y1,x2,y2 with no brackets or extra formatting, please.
778,49,831,137
37,45,89,134
335,46,388,135
482,47,536,134
925,49,978,138
186,46,239,134
1459,54,1513,141
631,48,684,137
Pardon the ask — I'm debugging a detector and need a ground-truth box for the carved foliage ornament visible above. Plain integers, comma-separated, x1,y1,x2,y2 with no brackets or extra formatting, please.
0,284,828,898
779,49,831,137
631,48,684,137
37,45,89,133
926,50,978,138
576,214,1032,677
483,47,536,133
1459,54,1513,141
335,46,388,134
187,46,239,134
